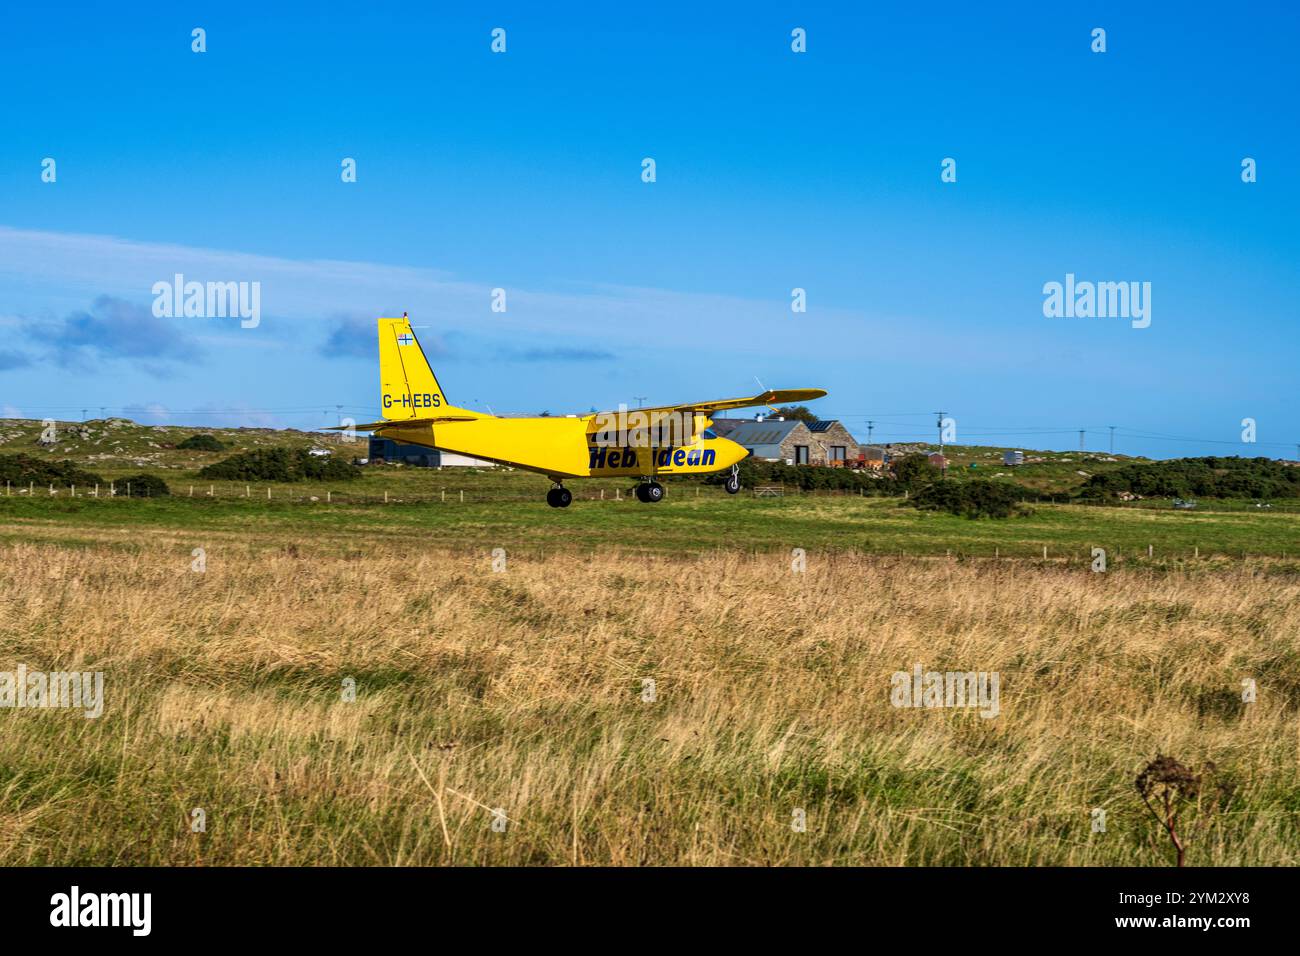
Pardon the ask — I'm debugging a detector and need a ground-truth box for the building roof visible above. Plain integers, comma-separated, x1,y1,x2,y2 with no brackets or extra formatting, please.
725,419,807,459
725,420,804,445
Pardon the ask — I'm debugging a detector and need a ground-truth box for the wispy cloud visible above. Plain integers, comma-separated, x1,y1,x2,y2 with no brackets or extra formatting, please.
319,313,450,361
0,349,31,371
0,225,872,357
495,345,614,363
27,295,202,373
319,315,376,359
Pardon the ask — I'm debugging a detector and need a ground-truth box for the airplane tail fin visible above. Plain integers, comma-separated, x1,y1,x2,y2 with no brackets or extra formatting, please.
378,316,461,420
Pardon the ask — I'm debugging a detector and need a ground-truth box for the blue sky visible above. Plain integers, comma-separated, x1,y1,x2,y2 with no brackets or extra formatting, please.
0,1,1296,457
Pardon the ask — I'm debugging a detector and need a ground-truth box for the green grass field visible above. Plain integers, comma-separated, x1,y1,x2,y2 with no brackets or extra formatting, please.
3,480,1299,561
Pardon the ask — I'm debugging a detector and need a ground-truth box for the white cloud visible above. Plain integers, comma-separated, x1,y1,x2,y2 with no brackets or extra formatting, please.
0,225,876,355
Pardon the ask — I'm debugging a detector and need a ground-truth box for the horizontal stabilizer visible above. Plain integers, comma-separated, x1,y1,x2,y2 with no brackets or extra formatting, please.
325,416,479,432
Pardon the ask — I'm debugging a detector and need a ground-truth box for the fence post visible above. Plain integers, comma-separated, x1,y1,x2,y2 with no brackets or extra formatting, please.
460,490,464,503
384,490,388,503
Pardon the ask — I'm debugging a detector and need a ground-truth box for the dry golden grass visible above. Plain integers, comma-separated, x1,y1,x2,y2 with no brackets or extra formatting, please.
1,538,1297,865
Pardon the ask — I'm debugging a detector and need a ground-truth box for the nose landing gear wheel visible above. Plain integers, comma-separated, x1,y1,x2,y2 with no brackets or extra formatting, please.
546,487,572,508
723,466,741,495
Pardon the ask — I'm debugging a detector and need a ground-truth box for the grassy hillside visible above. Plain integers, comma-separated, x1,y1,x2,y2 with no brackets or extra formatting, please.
6,417,1296,504
0,417,332,476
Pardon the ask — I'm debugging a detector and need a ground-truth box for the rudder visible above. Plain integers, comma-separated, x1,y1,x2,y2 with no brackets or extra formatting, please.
378,316,450,420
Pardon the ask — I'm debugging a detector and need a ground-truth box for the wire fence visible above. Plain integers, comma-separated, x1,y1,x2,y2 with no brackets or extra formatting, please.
6,479,1300,515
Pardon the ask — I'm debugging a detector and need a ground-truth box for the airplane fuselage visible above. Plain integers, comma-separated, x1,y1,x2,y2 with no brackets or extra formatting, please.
375,415,747,480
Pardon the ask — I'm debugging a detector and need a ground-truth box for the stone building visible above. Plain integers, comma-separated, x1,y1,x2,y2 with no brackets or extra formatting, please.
724,418,859,465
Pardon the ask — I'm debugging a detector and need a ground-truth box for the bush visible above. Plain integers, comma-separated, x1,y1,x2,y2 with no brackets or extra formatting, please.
198,447,361,482
1077,456,1300,500
910,478,1026,519
118,474,171,497
892,454,940,489
705,458,906,495
0,454,103,488
176,434,226,452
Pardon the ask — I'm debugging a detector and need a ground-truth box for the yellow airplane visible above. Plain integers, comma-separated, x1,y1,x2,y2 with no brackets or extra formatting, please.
335,316,827,507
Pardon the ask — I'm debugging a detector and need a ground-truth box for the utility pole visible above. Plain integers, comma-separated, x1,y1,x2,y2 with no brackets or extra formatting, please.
1079,428,1085,452
866,420,875,445
634,396,647,408
1109,425,1116,455
935,411,947,476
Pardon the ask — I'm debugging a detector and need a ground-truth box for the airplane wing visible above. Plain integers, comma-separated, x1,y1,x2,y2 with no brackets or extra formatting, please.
598,388,827,420
587,388,827,446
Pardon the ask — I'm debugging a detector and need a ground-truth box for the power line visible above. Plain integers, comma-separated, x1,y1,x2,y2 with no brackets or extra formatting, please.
8,405,1297,456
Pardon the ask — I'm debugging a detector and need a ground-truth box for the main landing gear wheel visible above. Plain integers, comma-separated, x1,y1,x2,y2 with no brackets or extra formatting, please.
546,486,572,508
723,466,741,495
640,481,664,503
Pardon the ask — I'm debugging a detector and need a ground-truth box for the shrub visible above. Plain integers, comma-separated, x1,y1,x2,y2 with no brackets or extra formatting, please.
891,454,940,490
0,454,103,488
910,478,1025,519
176,434,226,452
1078,456,1300,500
705,458,906,495
118,474,171,497
198,447,361,482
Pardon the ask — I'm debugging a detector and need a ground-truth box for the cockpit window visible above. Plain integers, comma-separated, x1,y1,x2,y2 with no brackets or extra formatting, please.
703,428,718,440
